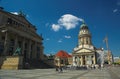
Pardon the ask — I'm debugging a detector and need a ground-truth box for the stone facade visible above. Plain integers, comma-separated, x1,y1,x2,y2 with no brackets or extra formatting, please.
54,50,72,67
72,23,114,67
72,23,97,67
0,9,44,69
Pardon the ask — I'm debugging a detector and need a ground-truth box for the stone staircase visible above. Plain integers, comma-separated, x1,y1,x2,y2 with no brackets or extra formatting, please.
0,56,23,69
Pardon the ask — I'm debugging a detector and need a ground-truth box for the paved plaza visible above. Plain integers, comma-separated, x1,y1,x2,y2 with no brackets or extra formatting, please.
0,67,120,79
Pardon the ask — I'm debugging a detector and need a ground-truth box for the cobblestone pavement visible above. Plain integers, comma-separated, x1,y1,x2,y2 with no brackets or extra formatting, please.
0,67,120,79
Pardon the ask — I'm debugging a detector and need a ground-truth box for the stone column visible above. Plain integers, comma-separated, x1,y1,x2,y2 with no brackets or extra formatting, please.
33,42,37,59
90,55,92,65
39,45,44,60
35,42,37,59
77,56,80,66
81,56,83,66
85,56,87,65
28,40,31,59
36,44,39,59
13,35,18,53
3,31,9,56
21,38,25,55
73,56,76,66
93,55,96,64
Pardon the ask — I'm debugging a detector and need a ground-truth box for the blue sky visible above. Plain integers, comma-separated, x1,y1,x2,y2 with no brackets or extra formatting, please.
0,0,120,56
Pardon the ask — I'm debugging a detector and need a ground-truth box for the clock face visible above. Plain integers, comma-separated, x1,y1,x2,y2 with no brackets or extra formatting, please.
81,30,86,34
80,29,90,35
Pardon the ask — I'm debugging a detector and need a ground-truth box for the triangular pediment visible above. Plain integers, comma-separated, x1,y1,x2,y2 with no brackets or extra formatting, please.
1,10,32,25
79,48,92,52
11,14,31,25
75,48,95,53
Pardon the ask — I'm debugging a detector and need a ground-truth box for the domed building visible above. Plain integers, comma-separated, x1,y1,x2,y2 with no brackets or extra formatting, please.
72,23,97,66
54,50,72,67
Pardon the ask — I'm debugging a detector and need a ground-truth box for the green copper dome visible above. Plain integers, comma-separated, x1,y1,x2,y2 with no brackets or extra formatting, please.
80,23,88,29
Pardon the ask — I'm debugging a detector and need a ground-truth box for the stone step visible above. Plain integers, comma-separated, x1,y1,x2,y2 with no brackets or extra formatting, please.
5,57,19,61
0,56,23,69
2,62,19,65
2,58,19,64
3,59,19,62
1,65,18,69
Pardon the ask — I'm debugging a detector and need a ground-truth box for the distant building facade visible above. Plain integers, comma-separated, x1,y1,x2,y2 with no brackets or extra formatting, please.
114,56,120,64
104,50,113,64
72,23,97,66
54,50,72,67
0,8,44,69
96,48,104,65
72,23,113,67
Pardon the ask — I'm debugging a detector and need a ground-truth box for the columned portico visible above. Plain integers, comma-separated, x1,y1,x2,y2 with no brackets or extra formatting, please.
72,23,97,66
0,9,44,69
3,30,9,56
73,54,97,66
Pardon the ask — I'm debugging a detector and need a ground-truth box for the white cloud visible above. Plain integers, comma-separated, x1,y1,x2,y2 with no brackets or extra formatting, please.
58,39,62,43
113,9,118,13
11,12,19,15
58,14,84,30
51,24,61,32
64,35,71,39
51,14,84,31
